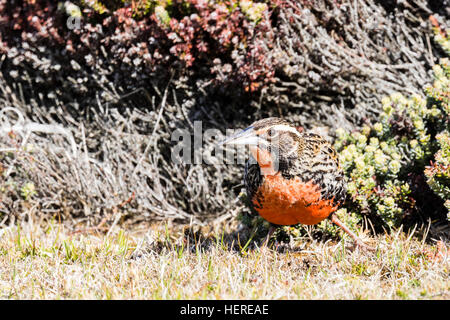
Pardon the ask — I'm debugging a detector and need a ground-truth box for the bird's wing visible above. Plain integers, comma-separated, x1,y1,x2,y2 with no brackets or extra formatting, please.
244,157,264,210
297,133,347,205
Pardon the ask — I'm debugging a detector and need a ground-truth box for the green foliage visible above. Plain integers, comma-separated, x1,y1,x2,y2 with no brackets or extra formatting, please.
82,0,271,21
423,58,450,219
82,0,158,17
20,182,37,200
432,24,450,56
335,58,449,228
239,0,268,22
154,4,170,24
425,131,450,219
81,0,119,14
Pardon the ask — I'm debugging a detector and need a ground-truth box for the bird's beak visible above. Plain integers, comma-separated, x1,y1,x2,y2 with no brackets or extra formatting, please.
219,126,265,147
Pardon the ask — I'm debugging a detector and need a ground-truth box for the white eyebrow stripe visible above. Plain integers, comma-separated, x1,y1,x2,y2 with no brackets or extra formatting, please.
270,124,302,137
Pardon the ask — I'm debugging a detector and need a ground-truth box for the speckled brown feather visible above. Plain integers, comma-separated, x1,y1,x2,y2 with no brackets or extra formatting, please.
244,118,346,226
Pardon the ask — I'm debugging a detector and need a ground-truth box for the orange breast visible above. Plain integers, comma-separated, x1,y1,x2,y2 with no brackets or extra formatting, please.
253,174,337,226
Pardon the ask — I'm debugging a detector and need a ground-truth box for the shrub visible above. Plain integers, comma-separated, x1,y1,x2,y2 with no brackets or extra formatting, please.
425,131,450,219
334,58,449,230
78,0,275,91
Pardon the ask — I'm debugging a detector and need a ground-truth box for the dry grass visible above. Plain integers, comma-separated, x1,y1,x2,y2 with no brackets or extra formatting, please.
0,217,448,300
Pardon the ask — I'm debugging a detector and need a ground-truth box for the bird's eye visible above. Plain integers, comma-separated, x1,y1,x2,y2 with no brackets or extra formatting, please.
267,128,276,137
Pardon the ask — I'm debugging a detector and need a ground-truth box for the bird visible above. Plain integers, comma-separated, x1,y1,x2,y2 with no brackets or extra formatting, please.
221,117,373,251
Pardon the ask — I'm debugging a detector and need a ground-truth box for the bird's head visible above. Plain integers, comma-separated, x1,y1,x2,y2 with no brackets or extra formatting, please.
221,117,302,175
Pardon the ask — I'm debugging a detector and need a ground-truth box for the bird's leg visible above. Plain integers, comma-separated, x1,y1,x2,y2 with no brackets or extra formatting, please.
262,225,276,248
330,213,375,252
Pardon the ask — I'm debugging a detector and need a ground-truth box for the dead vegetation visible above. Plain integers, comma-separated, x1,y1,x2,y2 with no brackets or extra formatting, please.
0,218,447,299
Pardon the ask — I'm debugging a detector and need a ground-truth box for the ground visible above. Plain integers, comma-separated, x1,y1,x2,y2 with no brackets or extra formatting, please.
0,218,448,299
